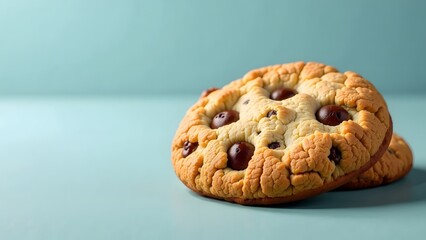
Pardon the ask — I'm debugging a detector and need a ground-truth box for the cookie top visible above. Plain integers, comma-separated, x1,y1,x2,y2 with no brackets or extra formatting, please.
341,134,413,189
171,61,392,205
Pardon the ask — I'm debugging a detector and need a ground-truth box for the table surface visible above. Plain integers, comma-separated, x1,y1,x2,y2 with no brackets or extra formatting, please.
1,94,425,240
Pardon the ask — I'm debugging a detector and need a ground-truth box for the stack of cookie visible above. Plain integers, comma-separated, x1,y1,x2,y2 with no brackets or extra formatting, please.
171,62,413,205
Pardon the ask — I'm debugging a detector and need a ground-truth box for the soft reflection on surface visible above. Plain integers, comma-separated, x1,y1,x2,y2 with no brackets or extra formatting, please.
272,167,426,209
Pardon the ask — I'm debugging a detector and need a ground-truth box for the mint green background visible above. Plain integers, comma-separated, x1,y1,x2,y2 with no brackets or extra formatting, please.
1,0,426,95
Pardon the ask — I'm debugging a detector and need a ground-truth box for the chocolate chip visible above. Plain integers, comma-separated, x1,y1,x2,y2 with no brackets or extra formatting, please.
270,88,297,101
328,147,342,163
210,110,239,129
267,110,277,117
268,142,280,149
182,140,198,157
243,99,250,105
200,87,219,98
315,105,350,126
227,142,255,170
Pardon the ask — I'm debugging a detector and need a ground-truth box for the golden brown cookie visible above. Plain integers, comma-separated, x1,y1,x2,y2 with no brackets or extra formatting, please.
341,133,412,189
171,61,393,205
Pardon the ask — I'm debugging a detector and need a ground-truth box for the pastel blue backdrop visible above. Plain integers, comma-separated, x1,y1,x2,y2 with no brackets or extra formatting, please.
2,1,426,239
1,0,426,95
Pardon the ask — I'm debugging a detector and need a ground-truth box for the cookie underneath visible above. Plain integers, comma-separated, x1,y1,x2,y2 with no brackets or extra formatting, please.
340,133,413,190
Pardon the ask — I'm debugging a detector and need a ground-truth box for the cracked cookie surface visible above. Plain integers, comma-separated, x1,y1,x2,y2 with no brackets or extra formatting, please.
341,133,413,189
171,61,392,205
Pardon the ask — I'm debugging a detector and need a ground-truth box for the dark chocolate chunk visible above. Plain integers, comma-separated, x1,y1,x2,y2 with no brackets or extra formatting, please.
270,88,297,101
227,142,255,170
328,147,342,163
210,110,239,129
268,142,280,149
316,105,350,126
182,140,198,157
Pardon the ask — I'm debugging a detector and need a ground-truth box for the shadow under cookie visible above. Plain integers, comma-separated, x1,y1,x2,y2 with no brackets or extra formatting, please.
266,167,426,209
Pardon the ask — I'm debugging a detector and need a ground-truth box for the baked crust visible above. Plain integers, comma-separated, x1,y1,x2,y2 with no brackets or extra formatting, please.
171,62,392,205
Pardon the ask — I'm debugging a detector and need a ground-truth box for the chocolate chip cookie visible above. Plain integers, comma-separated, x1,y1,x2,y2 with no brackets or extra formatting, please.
171,61,393,205
341,133,412,189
